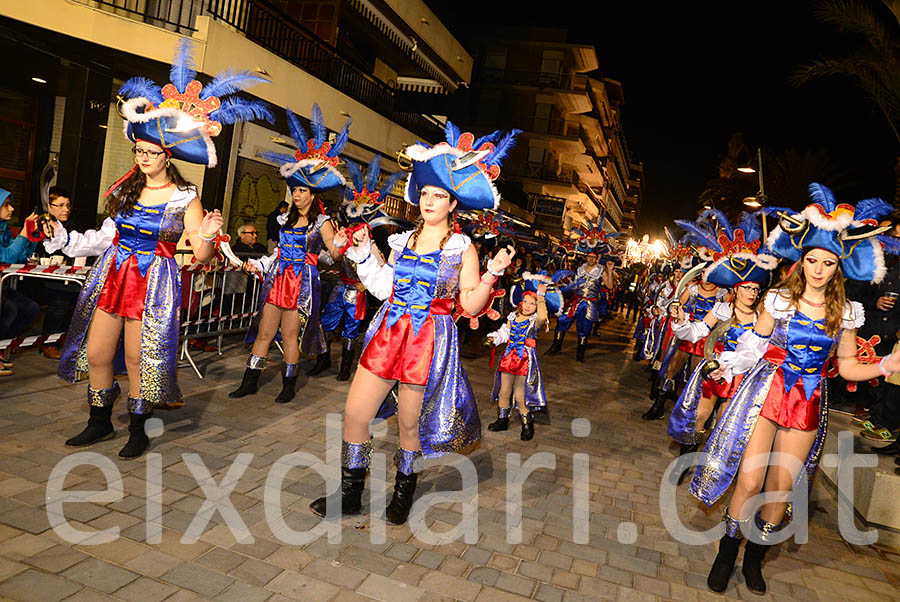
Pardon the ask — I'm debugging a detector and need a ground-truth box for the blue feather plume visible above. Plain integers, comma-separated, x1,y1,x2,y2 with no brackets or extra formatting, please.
118,77,164,104
472,130,501,149
807,182,836,211
170,38,197,94
483,129,522,167
257,150,295,166
327,118,352,158
378,171,402,199
344,160,364,192
878,234,900,255
674,219,718,250
200,69,270,100
209,98,273,125
445,121,461,146
699,209,733,238
285,109,309,150
854,197,893,223
739,211,762,243
365,156,381,191
310,103,327,147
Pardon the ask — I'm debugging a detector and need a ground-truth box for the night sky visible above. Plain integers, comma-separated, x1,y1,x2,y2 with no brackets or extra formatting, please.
428,1,899,240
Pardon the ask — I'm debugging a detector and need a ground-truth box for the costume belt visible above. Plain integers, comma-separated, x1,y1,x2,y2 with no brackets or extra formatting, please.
340,274,366,320
565,295,597,318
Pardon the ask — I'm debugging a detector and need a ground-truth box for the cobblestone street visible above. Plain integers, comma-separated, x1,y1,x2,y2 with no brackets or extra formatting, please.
0,314,898,602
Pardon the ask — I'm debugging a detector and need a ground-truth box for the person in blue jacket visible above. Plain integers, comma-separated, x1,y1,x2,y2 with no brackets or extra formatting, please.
0,189,40,371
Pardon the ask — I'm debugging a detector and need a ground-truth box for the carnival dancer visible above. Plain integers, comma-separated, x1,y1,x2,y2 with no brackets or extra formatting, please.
309,122,520,524
485,277,556,440
310,156,404,381
666,212,776,482
47,40,272,457
642,260,687,406
230,105,349,403
692,184,900,595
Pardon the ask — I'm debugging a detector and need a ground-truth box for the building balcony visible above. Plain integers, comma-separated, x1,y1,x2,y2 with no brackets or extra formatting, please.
480,67,591,113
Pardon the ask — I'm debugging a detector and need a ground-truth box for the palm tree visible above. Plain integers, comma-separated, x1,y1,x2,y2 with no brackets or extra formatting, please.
792,0,900,200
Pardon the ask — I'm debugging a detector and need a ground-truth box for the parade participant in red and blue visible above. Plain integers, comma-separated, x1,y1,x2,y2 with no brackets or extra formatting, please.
231,105,349,403
693,184,900,595
485,274,562,440
50,40,272,457
666,212,775,477
310,155,405,381
310,122,520,525
546,223,621,361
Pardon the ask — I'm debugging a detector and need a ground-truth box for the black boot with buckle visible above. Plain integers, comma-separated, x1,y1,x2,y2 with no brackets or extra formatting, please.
545,331,564,355
488,405,511,431
576,336,588,362
520,411,535,441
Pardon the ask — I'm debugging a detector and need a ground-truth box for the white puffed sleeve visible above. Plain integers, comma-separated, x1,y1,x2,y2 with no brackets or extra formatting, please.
354,253,394,300
712,301,733,322
247,250,278,275
50,218,117,257
842,301,865,330
718,329,770,380
763,289,793,319
487,316,513,346
672,318,711,343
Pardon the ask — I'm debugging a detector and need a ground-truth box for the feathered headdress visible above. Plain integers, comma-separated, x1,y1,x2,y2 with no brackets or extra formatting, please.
568,219,623,257
765,183,895,283
399,121,522,210
259,104,351,192
674,211,776,287
118,38,272,169
339,156,407,229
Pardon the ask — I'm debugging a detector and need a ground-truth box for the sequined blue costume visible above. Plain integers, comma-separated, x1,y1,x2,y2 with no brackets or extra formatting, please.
556,264,603,337
489,312,548,411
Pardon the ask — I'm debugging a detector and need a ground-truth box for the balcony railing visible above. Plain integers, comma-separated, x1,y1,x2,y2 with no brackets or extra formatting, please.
76,0,443,140
510,162,576,186
481,68,572,90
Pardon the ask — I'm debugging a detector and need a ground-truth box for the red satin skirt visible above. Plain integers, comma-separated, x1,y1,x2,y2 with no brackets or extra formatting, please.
498,346,532,376
678,336,707,357
758,346,821,431
360,313,435,385
97,255,149,320
266,266,302,310
703,372,744,400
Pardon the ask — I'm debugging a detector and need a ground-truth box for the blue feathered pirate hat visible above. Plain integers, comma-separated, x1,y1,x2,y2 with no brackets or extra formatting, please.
676,210,776,288
259,104,351,192
401,121,522,211
340,156,407,229
765,183,894,283
510,271,565,316
119,38,272,168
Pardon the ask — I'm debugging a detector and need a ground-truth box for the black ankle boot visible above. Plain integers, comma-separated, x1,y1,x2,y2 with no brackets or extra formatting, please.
641,396,665,420
545,331,564,355
707,535,742,593
648,373,660,399
307,352,331,376
119,409,151,459
337,346,355,382
66,382,120,446
520,412,534,441
742,541,768,594
309,466,367,517
576,337,587,362
229,366,262,398
385,471,419,525
274,365,297,404
676,443,699,485
487,407,511,431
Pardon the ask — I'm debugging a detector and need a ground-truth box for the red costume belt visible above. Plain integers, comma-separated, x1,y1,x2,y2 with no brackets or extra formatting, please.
759,345,822,431
340,274,366,320
565,296,597,318
97,240,177,320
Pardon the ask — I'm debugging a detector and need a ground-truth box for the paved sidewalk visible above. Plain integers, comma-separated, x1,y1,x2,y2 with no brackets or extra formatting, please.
0,314,898,602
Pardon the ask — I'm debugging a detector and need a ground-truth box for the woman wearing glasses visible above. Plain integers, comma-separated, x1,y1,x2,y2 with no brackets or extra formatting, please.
665,212,775,483
691,185,900,595
45,41,271,458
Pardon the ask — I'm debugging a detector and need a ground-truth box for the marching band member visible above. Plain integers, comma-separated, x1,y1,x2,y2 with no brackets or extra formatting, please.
231,105,348,403
50,40,271,457
309,122,520,525
692,185,900,594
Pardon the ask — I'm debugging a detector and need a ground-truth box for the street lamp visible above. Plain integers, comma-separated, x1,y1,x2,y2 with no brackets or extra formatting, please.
740,147,768,238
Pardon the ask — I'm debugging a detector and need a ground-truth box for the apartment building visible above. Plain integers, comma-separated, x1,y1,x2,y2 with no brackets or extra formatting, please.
456,27,643,237
0,0,471,236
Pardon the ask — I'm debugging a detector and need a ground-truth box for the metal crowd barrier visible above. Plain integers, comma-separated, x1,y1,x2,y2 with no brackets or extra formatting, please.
0,263,90,353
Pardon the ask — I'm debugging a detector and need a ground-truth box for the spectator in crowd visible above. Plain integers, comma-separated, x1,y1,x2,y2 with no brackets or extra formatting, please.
847,215,900,447
0,188,40,374
233,221,267,255
31,186,79,359
266,201,288,253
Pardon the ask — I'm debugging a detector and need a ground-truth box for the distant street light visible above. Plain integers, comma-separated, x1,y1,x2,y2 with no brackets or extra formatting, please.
737,166,756,173
740,147,768,239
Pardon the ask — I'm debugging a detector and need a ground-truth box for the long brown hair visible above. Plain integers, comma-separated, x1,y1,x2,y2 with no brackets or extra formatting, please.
408,209,456,251
106,162,194,217
773,250,846,337
283,188,322,230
